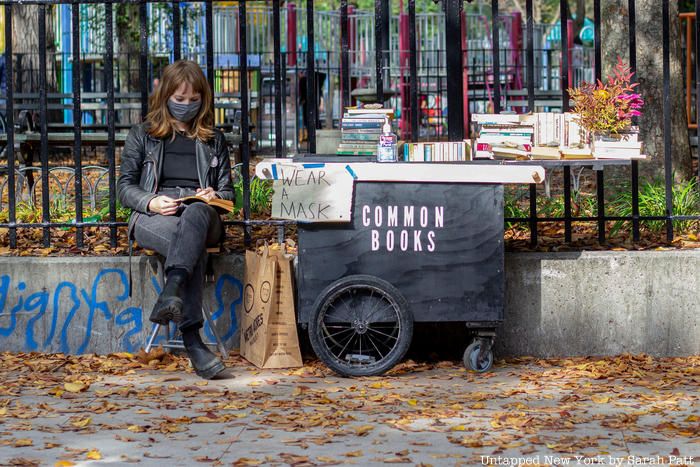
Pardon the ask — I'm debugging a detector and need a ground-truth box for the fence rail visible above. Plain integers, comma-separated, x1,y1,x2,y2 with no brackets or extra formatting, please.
0,0,698,252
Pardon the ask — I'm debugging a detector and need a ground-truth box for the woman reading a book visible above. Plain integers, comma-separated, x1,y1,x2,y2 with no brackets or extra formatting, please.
118,60,233,379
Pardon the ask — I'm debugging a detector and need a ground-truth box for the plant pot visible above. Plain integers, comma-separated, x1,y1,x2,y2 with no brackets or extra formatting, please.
591,128,641,158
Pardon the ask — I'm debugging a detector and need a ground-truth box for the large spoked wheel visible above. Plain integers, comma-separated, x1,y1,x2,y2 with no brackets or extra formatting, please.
309,275,413,377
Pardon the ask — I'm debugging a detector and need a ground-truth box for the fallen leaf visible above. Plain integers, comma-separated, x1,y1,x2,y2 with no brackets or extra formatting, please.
86,449,102,460
354,424,374,436
591,394,610,404
54,462,76,467
70,417,91,428
13,438,33,447
343,450,363,457
232,458,262,466
63,382,88,393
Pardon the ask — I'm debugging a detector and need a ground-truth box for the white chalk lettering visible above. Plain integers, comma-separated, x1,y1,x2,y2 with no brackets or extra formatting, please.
420,206,428,227
387,206,398,227
413,230,422,251
427,231,436,251
374,206,383,227
362,205,371,227
403,206,414,227
371,230,380,251
435,206,444,228
400,230,409,251
386,230,395,252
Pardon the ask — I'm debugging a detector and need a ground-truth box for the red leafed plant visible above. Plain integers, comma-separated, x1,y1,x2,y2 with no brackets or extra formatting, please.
568,57,644,135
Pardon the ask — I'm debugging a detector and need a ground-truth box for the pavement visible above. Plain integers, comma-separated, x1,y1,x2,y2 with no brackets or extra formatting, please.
0,351,697,467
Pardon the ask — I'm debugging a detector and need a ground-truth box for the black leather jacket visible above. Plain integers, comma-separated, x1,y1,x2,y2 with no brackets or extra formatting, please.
118,123,234,236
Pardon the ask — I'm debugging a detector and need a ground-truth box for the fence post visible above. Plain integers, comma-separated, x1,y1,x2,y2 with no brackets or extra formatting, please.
491,0,501,113
306,0,316,153
72,2,83,248
239,1,251,245
39,3,50,247
274,0,283,157
408,0,418,143
662,0,674,242
105,2,117,248
4,4,15,249
445,0,464,141
139,1,148,121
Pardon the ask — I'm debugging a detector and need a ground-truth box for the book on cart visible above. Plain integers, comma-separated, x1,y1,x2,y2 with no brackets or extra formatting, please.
337,106,394,156
403,140,469,162
561,147,594,159
530,146,562,160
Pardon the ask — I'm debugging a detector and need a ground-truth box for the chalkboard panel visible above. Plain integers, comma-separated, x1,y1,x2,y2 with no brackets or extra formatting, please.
297,182,504,324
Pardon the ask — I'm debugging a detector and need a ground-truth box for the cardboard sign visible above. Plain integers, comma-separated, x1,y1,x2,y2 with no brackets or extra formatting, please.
270,164,354,222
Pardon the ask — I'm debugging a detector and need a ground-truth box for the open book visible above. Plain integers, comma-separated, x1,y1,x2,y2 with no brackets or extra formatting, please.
178,196,234,214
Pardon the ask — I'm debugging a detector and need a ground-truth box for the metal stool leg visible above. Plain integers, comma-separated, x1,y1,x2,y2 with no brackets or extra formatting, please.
143,252,228,359
145,324,161,353
202,304,228,359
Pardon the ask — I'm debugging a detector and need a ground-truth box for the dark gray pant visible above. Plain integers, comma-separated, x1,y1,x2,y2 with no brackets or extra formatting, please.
133,190,223,331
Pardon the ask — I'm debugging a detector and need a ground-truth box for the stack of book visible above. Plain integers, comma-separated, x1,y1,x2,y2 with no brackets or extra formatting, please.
591,129,644,159
471,112,603,160
336,107,394,156
403,141,470,162
472,114,534,160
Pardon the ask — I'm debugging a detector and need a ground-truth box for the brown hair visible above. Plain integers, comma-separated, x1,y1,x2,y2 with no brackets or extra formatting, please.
146,60,214,141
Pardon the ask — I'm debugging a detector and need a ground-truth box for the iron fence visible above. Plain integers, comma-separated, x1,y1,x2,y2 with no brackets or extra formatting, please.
0,0,697,251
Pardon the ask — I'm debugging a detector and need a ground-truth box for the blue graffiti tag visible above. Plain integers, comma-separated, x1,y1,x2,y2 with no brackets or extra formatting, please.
204,274,243,343
0,267,241,354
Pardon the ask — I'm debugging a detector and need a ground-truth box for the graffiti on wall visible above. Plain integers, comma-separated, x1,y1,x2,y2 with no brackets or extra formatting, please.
0,268,243,353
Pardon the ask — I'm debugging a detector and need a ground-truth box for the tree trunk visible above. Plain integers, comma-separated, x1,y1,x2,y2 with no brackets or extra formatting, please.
12,5,59,118
601,0,691,182
116,4,142,123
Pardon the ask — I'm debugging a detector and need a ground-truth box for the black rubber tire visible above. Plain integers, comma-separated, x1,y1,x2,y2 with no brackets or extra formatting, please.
463,340,494,373
308,275,413,377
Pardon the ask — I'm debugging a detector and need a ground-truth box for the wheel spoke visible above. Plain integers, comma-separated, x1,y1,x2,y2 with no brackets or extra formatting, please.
323,327,354,340
364,332,386,360
339,293,360,321
364,301,397,324
366,326,399,340
337,329,358,358
326,300,353,322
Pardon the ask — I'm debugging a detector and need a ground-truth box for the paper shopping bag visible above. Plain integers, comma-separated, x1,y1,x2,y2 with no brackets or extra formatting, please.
240,246,277,368
262,244,303,368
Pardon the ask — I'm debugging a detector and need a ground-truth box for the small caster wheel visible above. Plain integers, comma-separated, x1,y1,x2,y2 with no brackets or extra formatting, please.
463,340,494,373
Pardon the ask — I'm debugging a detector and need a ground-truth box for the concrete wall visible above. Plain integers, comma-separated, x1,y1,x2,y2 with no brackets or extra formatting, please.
499,250,700,357
0,250,698,356
0,256,244,355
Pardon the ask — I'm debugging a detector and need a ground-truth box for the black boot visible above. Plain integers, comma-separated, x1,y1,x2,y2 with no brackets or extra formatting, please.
149,268,188,325
182,327,226,379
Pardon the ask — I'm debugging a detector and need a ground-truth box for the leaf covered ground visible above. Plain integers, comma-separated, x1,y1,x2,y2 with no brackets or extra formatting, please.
0,351,697,466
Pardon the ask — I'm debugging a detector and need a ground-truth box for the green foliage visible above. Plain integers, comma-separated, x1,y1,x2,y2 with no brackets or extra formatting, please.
609,177,700,235
234,177,274,216
504,188,529,230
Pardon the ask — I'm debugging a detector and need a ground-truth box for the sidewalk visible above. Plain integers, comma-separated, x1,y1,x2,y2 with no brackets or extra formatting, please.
0,351,697,467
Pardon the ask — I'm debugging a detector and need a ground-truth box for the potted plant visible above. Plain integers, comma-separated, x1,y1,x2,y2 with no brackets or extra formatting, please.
568,58,644,147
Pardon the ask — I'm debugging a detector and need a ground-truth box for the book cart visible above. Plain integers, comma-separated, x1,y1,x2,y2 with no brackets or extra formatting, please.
256,158,545,377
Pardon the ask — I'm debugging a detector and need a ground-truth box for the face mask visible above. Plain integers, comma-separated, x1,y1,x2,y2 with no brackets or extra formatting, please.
167,99,201,122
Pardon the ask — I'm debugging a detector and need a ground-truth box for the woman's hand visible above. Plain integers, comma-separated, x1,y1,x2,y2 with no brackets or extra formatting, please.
148,196,180,216
195,187,217,202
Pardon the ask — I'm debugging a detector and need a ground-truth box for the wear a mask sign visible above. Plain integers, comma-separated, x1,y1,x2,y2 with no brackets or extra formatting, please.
270,164,354,222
